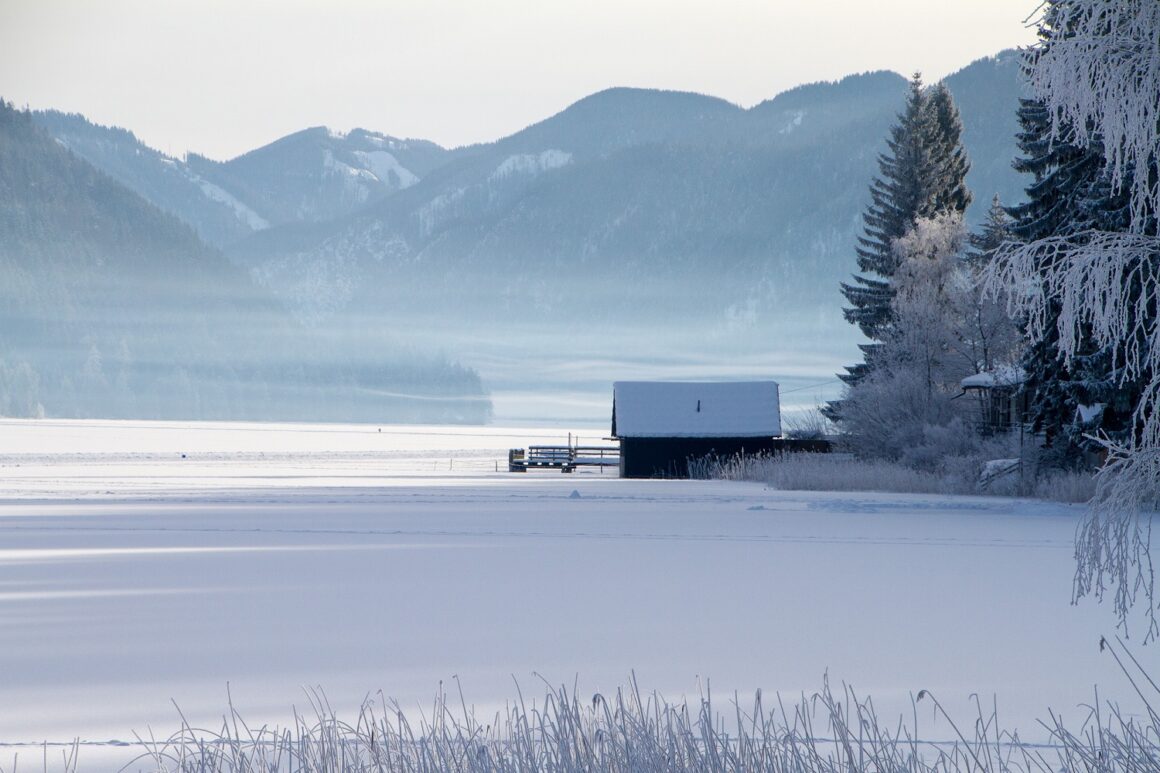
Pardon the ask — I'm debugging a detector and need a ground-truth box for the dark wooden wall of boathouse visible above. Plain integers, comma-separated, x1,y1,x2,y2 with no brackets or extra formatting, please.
619,436,831,479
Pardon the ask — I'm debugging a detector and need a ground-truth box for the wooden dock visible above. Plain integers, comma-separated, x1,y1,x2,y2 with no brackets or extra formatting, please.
508,444,620,473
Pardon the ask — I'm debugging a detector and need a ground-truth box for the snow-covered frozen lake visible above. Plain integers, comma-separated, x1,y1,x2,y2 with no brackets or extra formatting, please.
0,418,1148,769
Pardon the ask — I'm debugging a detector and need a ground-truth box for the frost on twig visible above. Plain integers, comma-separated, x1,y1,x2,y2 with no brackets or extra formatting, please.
1029,1,1160,231
1076,442,1160,642
985,232,1159,398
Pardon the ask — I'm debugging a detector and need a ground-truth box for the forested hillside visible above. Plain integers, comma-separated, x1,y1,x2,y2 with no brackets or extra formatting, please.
34,54,1025,353
34,111,451,248
0,102,489,422
219,54,1024,358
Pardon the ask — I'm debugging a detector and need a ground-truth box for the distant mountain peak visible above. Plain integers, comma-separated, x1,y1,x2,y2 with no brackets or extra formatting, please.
573,85,740,108
752,70,908,114
33,113,453,244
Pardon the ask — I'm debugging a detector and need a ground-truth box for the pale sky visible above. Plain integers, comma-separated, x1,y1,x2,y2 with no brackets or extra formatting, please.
1,1,1040,161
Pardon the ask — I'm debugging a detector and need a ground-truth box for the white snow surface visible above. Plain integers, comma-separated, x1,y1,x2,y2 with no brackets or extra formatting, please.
0,418,1147,769
960,365,1026,389
490,149,573,182
354,149,419,189
1076,402,1107,424
418,186,467,237
613,380,781,437
191,175,270,231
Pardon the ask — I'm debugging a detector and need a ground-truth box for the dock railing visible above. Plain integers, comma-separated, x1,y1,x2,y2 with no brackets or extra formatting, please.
508,444,620,473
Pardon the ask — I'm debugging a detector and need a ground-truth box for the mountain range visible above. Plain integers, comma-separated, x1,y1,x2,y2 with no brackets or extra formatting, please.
35,53,1024,330
12,49,1030,423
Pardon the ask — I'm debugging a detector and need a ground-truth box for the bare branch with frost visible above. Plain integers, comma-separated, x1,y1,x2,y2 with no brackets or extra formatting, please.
985,232,1160,444
1076,442,1160,641
985,229,1160,637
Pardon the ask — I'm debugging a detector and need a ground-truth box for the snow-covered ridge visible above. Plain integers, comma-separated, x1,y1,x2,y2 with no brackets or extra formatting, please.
320,148,419,199
191,174,270,231
490,149,573,182
354,150,419,189
418,186,468,237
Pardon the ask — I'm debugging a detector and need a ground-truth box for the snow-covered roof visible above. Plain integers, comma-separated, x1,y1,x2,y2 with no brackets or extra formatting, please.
961,373,996,389
1076,403,1106,424
961,366,1027,390
612,381,780,438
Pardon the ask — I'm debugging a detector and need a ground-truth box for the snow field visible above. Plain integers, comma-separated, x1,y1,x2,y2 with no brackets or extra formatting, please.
0,418,1150,770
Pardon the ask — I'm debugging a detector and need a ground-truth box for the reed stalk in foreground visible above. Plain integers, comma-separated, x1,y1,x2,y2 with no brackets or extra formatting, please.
105,639,1160,771
3,640,1155,772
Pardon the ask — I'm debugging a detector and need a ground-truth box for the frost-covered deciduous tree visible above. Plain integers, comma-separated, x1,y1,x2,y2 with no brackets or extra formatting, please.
963,197,1025,379
891,213,971,393
0,359,42,418
840,213,985,462
984,0,1160,637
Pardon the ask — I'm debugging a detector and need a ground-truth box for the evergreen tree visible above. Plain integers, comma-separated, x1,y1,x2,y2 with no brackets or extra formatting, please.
842,75,928,343
829,75,973,419
1007,92,1144,466
1003,0,1107,429
841,75,973,345
1007,98,1107,243
925,84,973,217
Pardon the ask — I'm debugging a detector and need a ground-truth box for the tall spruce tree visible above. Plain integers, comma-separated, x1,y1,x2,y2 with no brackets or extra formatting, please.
843,75,928,344
830,74,972,413
925,84,973,216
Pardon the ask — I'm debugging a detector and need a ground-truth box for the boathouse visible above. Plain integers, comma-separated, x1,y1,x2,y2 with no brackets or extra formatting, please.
611,380,781,478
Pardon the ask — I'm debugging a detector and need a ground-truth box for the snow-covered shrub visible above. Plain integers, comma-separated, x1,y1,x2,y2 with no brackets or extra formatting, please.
900,418,994,472
838,366,960,463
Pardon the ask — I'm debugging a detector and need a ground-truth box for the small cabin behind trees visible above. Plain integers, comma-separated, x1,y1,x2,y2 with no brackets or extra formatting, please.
960,367,1028,435
611,380,783,478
